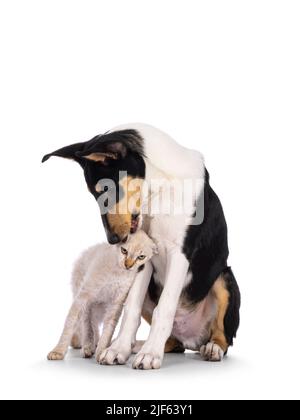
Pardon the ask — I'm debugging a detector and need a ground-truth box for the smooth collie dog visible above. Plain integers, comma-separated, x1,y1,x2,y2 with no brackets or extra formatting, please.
43,123,241,370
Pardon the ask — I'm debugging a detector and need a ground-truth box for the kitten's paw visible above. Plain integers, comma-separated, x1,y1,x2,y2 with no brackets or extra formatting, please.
200,342,224,362
81,344,95,359
47,351,65,361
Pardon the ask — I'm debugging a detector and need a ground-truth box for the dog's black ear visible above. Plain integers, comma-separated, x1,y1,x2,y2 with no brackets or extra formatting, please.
42,130,143,164
42,142,86,163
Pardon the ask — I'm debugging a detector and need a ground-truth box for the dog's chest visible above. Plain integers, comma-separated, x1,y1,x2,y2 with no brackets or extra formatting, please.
148,214,188,247
147,214,189,287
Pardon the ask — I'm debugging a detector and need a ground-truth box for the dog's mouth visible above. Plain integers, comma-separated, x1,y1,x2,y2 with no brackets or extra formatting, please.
130,214,140,234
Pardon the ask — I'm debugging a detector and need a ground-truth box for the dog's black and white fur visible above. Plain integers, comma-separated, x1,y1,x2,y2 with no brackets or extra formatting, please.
43,123,240,369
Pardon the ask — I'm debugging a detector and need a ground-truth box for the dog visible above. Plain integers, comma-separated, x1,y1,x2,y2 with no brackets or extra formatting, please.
43,123,240,369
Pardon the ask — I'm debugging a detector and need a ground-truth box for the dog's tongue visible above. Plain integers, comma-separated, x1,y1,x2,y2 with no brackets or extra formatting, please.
131,218,139,233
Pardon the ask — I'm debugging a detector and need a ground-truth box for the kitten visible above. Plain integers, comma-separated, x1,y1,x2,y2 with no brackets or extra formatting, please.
47,230,157,362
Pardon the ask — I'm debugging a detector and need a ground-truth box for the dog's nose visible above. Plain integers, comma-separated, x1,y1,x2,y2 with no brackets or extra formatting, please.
107,233,120,245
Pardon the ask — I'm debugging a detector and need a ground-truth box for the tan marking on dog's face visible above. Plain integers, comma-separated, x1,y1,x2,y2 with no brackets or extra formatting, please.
84,152,118,162
107,176,144,240
211,276,230,352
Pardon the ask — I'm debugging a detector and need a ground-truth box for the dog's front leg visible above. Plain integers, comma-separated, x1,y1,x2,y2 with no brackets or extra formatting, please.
98,262,153,365
132,248,189,370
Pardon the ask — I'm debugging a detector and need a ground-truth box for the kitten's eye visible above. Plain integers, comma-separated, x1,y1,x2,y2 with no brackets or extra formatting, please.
121,247,128,255
138,255,146,260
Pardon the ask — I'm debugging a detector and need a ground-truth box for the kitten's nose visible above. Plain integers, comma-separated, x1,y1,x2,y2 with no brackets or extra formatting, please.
125,258,135,270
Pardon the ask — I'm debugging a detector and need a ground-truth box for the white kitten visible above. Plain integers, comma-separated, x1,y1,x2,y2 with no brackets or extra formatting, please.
47,230,157,362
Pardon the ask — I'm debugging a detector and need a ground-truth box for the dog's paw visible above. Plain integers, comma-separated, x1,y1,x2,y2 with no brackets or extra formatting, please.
97,348,128,365
200,342,224,362
96,341,131,365
132,348,163,370
47,350,65,361
81,344,95,359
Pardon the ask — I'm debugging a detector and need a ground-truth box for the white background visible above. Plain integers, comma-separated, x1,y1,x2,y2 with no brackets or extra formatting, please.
0,0,299,400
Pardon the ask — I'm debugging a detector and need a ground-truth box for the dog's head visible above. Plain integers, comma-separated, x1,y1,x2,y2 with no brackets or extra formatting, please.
42,130,146,244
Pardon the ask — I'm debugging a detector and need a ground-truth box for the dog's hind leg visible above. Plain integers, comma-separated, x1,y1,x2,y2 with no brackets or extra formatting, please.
200,268,240,362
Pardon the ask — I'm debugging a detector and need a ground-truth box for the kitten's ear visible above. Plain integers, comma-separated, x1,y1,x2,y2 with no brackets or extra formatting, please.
121,236,129,244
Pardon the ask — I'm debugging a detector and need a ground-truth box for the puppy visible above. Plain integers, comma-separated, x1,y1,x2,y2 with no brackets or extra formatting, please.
47,230,157,362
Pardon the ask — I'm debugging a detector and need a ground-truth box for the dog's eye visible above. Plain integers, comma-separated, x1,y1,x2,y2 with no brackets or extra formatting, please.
138,255,146,260
121,247,128,255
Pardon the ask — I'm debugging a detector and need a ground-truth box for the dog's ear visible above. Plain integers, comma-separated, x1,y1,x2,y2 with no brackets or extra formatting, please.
42,142,86,163
42,140,125,165
42,129,140,165
77,141,127,162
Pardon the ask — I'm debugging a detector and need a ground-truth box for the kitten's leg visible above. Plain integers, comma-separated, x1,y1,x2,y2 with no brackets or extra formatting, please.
95,303,124,363
71,326,82,349
80,303,104,358
99,263,153,365
81,304,96,359
47,291,90,360
91,303,103,348
70,259,85,350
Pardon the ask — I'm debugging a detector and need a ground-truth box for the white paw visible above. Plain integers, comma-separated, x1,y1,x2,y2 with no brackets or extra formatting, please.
47,350,65,361
200,342,224,362
81,344,95,359
96,341,131,365
132,347,163,370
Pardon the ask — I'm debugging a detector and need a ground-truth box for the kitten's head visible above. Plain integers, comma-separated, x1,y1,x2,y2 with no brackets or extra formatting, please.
117,230,158,271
